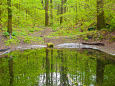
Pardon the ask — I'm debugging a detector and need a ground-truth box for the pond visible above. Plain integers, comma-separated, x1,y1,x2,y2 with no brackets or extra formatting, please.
0,48,115,86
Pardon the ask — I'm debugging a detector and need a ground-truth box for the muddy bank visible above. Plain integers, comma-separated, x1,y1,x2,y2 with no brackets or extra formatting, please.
0,43,115,56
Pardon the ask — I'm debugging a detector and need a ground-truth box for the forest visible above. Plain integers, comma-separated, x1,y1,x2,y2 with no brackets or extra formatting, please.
0,0,114,48
0,0,115,86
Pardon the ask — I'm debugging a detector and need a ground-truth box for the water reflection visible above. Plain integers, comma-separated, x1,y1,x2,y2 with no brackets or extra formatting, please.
9,57,14,86
0,48,115,86
96,58,105,86
46,48,50,86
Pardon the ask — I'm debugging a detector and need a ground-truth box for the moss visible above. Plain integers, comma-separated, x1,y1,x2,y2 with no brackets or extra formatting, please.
47,43,54,48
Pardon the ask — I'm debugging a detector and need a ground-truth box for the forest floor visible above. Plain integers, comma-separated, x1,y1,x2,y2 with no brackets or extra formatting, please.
0,27,115,55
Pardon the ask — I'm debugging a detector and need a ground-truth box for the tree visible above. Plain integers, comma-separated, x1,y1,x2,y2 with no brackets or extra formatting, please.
63,0,67,13
97,0,105,30
45,0,49,26
0,1,2,30
7,0,12,34
60,0,67,24
50,0,53,26
60,0,64,24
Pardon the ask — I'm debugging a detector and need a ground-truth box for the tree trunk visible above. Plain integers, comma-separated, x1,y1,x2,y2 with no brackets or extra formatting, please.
41,0,44,7
45,0,49,26
60,0,64,24
7,0,12,34
97,0,105,30
50,0,53,26
57,4,60,15
0,1,2,30
60,0,67,24
63,0,67,13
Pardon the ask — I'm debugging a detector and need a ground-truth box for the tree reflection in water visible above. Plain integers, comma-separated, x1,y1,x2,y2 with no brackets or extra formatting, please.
0,48,115,86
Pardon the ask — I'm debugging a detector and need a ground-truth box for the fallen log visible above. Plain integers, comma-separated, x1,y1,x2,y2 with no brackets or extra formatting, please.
0,48,10,52
82,42,105,46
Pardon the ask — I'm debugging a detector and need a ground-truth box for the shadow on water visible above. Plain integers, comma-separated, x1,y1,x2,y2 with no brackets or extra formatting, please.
0,48,115,86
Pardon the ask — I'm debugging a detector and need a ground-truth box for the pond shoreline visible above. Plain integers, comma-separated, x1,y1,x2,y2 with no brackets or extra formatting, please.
0,28,115,57
0,43,115,56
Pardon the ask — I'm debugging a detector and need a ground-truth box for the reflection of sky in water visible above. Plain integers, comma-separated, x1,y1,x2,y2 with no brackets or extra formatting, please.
39,73,60,86
56,43,98,49
38,72,95,86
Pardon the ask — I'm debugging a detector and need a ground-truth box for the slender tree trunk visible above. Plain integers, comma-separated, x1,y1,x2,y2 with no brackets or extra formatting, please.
75,1,78,24
50,0,53,26
63,0,67,13
41,0,44,7
60,0,64,24
0,2,2,30
57,4,60,15
45,0,49,26
97,0,105,30
60,0,67,24
7,0,12,34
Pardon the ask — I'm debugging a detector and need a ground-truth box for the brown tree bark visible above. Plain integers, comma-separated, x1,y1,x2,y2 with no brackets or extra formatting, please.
60,0,64,24
45,0,49,26
57,4,60,15
7,0,12,34
0,1,2,29
97,0,105,30
50,0,53,26
63,0,67,13
60,0,67,24
41,0,44,7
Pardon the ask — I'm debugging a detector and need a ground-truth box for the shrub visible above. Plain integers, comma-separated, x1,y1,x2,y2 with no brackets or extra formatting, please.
3,32,9,37
12,32,17,36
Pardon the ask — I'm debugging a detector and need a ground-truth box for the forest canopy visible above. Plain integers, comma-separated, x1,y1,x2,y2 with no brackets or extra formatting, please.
0,0,115,31
0,0,115,46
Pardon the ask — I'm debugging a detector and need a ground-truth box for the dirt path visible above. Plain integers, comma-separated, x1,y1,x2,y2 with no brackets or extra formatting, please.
29,27,53,37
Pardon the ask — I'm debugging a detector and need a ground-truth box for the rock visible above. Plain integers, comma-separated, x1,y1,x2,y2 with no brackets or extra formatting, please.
47,43,54,48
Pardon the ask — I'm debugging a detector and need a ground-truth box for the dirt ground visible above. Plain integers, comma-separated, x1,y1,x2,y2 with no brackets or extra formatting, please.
0,28,115,55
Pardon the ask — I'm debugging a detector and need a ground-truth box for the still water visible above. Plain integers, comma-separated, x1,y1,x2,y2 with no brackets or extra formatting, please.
0,48,115,86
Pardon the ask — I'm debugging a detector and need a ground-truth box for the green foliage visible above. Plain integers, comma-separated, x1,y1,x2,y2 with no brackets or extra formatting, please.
0,0,114,44
1,48,114,86
84,37,89,41
12,32,17,36
23,36,32,43
3,31,17,37
5,37,20,46
3,32,9,37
